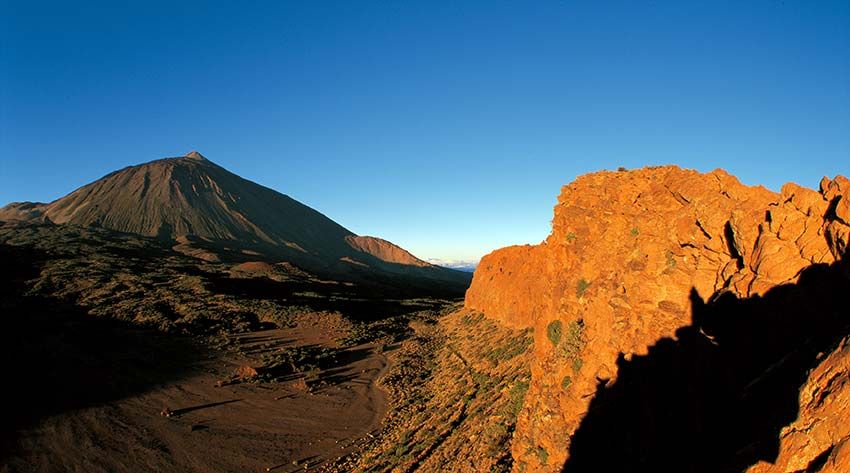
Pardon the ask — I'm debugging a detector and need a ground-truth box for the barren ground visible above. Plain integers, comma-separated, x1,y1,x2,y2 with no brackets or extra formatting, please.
0,223,452,473
4,319,390,473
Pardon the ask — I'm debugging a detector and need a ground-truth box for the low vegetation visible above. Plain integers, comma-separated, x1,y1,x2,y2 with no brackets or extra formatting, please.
547,320,563,346
334,308,534,472
576,278,591,298
666,250,677,269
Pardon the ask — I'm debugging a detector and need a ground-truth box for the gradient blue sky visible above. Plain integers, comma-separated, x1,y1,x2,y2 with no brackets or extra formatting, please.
2,1,848,262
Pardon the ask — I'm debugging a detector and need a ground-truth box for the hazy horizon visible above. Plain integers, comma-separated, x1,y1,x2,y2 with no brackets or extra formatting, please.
2,1,848,262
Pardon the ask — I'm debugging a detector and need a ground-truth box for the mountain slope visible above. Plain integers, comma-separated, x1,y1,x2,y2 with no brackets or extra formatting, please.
44,152,352,252
345,235,429,267
1,151,470,290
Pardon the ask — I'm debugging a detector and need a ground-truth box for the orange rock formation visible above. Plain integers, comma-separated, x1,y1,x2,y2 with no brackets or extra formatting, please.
465,166,850,472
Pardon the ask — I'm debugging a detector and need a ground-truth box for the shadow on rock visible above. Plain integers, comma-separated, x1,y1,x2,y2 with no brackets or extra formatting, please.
564,256,850,473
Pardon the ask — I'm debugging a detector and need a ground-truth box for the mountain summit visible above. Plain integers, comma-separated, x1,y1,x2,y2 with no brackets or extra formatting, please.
183,150,206,160
1,152,470,290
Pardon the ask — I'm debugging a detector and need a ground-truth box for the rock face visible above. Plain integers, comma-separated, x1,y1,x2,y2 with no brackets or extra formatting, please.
0,151,470,290
465,166,850,471
747,334,850,473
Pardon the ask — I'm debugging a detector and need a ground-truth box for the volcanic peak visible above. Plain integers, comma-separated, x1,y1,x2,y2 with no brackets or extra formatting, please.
183,150,207,160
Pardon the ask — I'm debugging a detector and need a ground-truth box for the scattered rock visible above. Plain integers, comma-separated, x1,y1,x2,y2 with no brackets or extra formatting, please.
233,365,259,380
291,377,310,392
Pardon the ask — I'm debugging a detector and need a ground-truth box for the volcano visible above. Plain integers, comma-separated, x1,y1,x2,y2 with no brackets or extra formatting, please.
0,151,470,291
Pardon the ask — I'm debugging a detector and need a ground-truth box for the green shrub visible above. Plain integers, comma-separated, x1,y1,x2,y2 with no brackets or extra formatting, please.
631,227,639,236
576,279,591,298
561,375,572,389
394,444,409,457
507,380,530,419
487,332,533,363
572,357,583,373
460,311,484,326
537,446,549,465
485,422,509,447
562,320,585,359
666,250,676,269
566,232,577,242
471,369,493,390
547,320,563,346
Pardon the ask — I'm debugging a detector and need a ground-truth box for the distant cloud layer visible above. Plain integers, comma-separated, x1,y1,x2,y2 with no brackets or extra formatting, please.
427,258,478,273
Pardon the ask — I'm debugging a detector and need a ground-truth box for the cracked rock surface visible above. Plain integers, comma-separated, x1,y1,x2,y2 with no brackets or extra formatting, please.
465,166,850,471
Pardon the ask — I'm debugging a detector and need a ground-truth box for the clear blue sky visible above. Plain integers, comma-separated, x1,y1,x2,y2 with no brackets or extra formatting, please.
2,1,848,262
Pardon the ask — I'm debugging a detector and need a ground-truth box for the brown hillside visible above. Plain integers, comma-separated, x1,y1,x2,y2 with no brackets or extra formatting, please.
0,202,49,223
0,152,470,290
43,152,355,255
345,235,430,267
465,166,850,472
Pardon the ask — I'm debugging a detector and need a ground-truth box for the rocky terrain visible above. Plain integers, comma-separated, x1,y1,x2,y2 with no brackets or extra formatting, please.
465,166,850,472
333,306,533,472
3,163,848,473
0,221,456,472
0,152,473,473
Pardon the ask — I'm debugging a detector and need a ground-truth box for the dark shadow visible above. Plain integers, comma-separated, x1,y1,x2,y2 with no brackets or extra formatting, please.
266,455,318,471
0,243,204,461
163,231,472,298
170,399,242,416
257,345,374,386
203,270,447,321
315,347,376,386
564,255,850,472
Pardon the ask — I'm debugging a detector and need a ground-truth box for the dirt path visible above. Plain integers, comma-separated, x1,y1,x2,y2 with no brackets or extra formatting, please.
4,323,390,473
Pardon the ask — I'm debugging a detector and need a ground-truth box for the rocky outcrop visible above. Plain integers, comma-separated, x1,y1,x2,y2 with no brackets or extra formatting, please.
747,335,850,473
465,166,850,471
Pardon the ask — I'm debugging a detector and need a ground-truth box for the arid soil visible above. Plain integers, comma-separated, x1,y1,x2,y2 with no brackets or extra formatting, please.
5,321,388,473
0,222,453,473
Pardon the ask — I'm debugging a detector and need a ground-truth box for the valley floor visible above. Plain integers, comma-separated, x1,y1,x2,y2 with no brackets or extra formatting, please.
4,317,390,473
0,223,462,473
